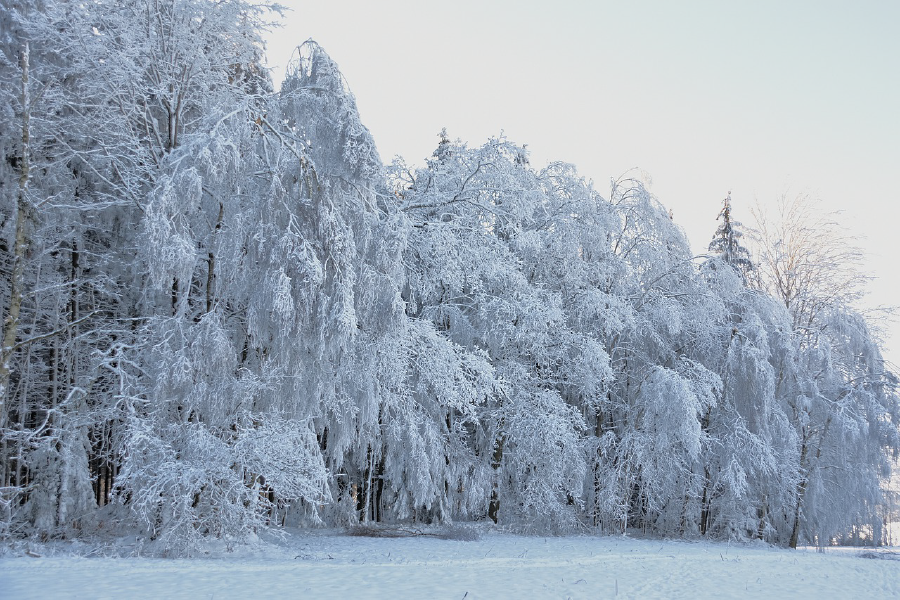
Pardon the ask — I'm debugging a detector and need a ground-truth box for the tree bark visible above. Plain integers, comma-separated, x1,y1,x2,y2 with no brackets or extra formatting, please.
789,439,809,548
488,434,504,523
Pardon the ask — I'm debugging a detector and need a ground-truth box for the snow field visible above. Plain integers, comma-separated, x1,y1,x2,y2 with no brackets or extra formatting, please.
1,530,897,599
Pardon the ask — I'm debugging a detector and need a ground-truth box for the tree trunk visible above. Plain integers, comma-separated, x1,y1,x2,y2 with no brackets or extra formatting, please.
757,496,768,540
206,203,224,314
363,444,374,523
488,434,504,523
700,466,711,536
789,439,809,548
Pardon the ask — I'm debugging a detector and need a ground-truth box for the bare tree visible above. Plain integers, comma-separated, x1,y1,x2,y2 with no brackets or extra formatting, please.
751,193,868,339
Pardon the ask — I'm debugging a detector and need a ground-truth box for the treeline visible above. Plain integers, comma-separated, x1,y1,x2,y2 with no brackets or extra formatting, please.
1,0,897,554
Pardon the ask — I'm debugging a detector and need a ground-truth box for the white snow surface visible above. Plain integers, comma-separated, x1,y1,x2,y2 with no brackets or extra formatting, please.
1,527,897,599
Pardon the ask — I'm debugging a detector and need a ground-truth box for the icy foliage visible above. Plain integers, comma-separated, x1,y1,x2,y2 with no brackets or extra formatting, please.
281,40,382,183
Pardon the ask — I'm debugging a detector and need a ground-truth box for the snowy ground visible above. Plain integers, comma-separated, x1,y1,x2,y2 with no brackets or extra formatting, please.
1,527,897,599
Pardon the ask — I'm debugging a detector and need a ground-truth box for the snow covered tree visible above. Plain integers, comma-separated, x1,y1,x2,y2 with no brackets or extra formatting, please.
0,0,133,536
750,193,898,547
783,308,899,548
393,136,601,529
708,192,753,281
0,0,292,546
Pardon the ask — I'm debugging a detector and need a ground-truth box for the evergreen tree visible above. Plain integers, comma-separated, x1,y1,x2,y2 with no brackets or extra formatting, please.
708,192,753,280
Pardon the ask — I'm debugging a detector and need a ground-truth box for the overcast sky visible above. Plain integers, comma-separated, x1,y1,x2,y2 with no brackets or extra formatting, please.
262,0,900,366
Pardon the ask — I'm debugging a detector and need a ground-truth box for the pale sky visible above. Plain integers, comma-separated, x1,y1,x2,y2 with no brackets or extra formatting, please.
262,0,900,367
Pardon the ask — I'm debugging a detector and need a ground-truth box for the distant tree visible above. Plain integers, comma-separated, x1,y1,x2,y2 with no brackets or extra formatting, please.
708,192,753,281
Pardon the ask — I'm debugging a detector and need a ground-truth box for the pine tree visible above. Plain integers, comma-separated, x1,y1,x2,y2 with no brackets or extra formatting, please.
708,192,753,281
